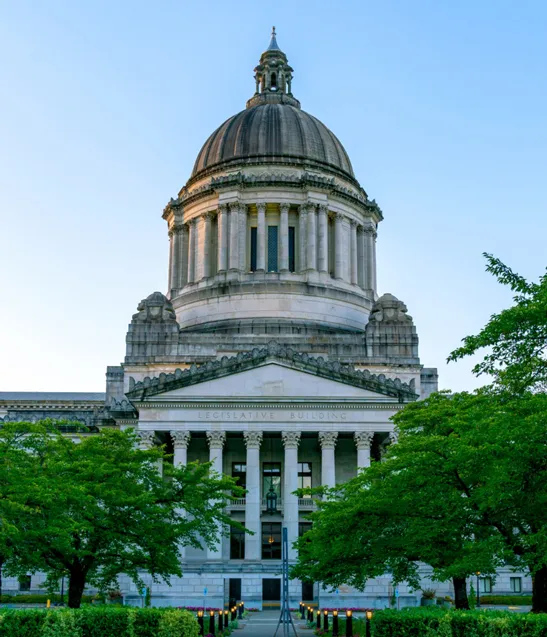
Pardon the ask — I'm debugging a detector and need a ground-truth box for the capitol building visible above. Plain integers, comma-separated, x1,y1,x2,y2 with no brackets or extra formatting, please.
1,31,530,607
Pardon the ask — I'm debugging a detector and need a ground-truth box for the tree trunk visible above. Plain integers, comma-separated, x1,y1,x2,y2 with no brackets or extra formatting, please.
67,569,86,609
532,565,547,613
0,558,3,601
453,576,470,610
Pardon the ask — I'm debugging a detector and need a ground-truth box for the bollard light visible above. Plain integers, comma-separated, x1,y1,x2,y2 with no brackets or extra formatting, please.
323,609,329,631
218,609,223,632
333,610,339,637
316,609,321,629
238,602,243,619
345,610,353,637
308,606,312,622
209,610,215,636
197,610,204,636
366,610,373,637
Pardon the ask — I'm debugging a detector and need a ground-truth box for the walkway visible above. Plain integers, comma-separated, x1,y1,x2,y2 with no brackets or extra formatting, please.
238,610,306,637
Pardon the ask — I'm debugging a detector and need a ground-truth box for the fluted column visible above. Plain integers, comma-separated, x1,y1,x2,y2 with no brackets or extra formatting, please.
201,213,212,279
364,226,375,290
171,225,182,289
168,229,175,292
206,431,226,560
179,225,189,287
350,220,358,285
257,202,266,272
319,432,338,489
298,205,307,272
282,431,301,560
372,227,378,294
243,431,263,561
217,204,228,272
357,226,365,288
239,203,248,272
279,203,290,272
354,431,373,469
229,203,240,271
306,203,317,271
334,214,344,280
317,204,328,273
187,219,196,283
172,430,191,560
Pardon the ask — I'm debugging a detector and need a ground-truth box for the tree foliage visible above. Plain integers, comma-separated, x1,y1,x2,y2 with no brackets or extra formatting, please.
448,253,547,393
0,421,245,608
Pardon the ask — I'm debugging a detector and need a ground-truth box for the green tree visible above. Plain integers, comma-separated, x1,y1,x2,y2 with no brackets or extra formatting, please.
448,253,547,393
0,421,245,608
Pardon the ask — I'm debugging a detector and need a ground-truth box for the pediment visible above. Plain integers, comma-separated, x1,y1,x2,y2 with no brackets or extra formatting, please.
126,342,418,403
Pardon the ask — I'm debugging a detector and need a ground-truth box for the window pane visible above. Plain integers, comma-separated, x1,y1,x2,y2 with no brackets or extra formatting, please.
232,462,247,490
19,575,31,592
268,226,278,272
230,528,245,559
510,577,522,593
250,227,257,272
288,226,295,272
262,522,282,559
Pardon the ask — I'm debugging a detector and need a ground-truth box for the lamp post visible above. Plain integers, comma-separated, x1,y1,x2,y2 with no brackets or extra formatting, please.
476,572,481,609
197,610,204,636
366,610,373,637
323,610,329,631
266,484,278,515
332,610,339,637
345,610,353,637
208,610,215,636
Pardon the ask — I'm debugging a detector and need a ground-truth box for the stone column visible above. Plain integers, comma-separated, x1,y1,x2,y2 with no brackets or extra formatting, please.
279,203,290,272
282,431,301,561
206,431,226,560
298,205,307,272
137,431,162,475
334,214,344,280
217,204,228,272
179,225,189,287
364,226,375,290
172,430,191,467
350,220,358,285
201,213,212,279
318,432,338,488
257,203,266,271
239,203,248,272
372,228,378,294
187,219,196,283
317,204,328,273
168,229,175,292
357,226,364,288
354,431,373,469
306,203,317,271
229,202,240,271
172,430,191,560
243,431,263,561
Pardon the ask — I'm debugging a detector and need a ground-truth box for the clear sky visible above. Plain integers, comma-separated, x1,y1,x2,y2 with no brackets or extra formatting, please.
1,0,545,393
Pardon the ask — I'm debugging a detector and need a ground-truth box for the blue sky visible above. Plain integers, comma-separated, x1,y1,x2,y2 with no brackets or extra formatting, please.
1,0,545,392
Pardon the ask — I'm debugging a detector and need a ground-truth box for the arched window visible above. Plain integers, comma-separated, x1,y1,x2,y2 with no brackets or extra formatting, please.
270,72,277,90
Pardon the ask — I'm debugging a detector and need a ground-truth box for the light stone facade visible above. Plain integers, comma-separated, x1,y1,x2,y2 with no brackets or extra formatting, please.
0,30,532,607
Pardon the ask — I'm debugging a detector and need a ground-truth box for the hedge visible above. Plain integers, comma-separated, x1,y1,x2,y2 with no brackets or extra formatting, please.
371,608,547,637
0,607,199,637
0,594,97,604
480,595,533,606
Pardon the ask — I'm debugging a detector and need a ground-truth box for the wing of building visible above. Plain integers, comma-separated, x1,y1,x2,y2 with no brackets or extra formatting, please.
1,29,529,607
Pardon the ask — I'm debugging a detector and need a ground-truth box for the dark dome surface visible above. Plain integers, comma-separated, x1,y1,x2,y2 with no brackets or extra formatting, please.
191,104,354,181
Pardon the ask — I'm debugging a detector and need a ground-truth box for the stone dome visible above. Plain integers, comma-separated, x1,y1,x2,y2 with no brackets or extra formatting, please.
191,104,355,181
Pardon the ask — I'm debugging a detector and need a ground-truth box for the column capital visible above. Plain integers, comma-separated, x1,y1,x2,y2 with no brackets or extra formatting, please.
282,431,301,449
171,430,191,449
256,202,267,214
239,202,248,214
137,430,156,448
334,213,345,222
306,202,317,214
354,431,374,450
201,212,214,222
188,217,197,226
350,218,357,227
279,202,290,214
218,203,228,214
229,201,240,212
243,430,263,449
318,431,338,450
206,430,226,449
317,204,328,215
364,224,376,237
356,224,365,234
298,204,308,217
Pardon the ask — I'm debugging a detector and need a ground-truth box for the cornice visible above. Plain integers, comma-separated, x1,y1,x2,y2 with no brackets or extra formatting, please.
133,400,406,410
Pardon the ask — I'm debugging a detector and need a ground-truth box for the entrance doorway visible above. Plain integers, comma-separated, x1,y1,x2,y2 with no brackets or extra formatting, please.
229,578,242,608
262,578,281,608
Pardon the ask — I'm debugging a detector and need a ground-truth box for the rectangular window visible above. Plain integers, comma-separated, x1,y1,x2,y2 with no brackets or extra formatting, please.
262,522,282,559
19,575,31,592
298,462,312,497
263,462,281,500
230,527,245,559
288,226,296,272
510,577,522,593
232,462,247,490
250,227,257,272
479,577,492,593
302,581,314,602
267,226,278,272
299,522,312,538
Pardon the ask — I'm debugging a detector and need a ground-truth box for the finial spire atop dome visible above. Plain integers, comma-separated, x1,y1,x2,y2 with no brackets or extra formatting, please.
267,26,280,51
246,28,301,109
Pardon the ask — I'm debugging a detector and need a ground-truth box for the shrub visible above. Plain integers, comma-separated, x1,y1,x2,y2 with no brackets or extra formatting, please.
480,595,533,605
0,609,46,637
158,609,199,637
131,608,162,637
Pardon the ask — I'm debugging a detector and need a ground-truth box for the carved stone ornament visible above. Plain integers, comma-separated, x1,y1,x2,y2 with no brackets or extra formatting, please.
281,431,301,449
243,431,263,449
388,429,399,445
318,204,328,215
354,431,374,450
206,430,226,449
279,203,290,214
218,203,228,215
318,431,338,450
369,293,413,325
131,291,178,324
256,202,267,214
137,430,156,448
171,430,191,449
